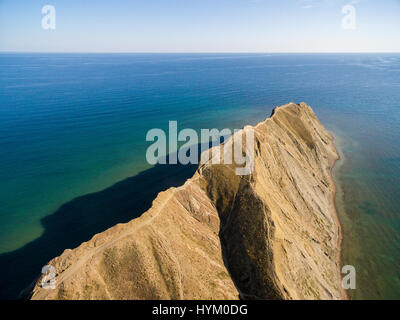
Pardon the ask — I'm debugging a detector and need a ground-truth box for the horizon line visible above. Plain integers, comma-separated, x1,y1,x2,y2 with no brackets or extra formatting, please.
1,51,400,54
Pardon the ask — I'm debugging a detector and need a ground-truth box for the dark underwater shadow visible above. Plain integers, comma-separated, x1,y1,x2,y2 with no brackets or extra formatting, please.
0,154,198,300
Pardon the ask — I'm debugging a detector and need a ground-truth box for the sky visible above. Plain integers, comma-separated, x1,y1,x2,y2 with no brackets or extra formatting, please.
0,0,399,53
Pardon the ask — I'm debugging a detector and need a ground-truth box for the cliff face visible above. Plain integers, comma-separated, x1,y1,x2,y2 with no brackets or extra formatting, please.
31,102,345,300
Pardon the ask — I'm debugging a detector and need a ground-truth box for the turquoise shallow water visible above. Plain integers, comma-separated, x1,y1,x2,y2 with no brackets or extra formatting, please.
0,53,399,299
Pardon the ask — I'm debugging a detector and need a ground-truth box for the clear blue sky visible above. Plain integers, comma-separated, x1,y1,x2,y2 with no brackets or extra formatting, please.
0,0,399,52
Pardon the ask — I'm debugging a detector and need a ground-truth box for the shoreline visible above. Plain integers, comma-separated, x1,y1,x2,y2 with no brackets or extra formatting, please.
328,131,348,300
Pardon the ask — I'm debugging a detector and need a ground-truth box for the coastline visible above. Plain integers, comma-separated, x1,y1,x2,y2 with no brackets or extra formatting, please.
329,131,348,300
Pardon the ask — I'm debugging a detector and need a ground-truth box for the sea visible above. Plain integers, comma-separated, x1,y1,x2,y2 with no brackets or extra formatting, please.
0,53,399,299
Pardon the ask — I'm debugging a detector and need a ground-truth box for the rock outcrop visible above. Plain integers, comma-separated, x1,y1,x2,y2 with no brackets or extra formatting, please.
30,102,345,300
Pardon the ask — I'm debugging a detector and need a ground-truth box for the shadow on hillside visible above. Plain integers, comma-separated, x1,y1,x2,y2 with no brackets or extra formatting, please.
0,156,198,299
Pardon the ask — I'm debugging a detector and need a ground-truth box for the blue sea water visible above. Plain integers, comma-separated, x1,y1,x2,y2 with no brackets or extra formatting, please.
0,53,399,299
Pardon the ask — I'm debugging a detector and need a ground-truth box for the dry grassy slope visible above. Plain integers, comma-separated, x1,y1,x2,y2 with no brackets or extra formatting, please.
31,102,345,300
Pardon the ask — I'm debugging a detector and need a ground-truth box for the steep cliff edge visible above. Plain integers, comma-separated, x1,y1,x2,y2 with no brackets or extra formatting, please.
30,102,345,300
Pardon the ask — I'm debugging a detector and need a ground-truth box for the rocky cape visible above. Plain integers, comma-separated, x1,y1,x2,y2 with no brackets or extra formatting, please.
30,102,345,300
